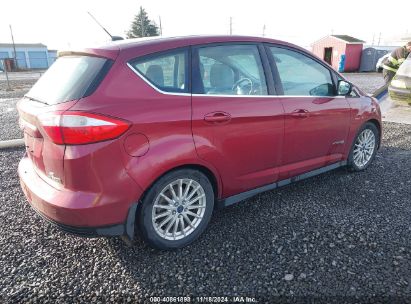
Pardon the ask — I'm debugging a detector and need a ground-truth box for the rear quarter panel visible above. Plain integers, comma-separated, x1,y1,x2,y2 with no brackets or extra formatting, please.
70,55,222,200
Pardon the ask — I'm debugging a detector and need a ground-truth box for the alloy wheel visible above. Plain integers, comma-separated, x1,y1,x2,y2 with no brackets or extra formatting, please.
151,179,206,241
353,129,376,168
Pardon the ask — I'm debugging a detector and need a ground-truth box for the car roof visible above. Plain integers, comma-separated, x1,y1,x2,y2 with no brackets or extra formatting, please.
62,35,302,60
111,35,291,50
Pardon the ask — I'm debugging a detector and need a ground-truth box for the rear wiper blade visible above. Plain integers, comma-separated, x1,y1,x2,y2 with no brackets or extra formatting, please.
24,95,47,104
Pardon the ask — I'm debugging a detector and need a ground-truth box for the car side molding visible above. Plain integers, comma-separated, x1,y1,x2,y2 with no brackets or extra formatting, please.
219,161,347,208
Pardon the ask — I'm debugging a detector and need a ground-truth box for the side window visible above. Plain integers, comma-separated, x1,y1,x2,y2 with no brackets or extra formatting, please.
196,45,268,95
129,50,188,93
270,47,335,96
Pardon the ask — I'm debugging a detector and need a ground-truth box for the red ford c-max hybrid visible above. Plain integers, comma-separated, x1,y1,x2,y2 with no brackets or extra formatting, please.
18,36,381,249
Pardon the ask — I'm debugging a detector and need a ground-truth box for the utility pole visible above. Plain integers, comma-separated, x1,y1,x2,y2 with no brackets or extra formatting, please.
229,17,232,35
262,24,266,37
378,32,381,46
372,33,375,46
159,16,163,36
9,25,18,70
2,59,12,91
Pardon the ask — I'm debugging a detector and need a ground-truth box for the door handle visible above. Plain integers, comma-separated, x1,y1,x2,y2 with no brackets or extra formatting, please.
204,112,231,123
290,109,310,118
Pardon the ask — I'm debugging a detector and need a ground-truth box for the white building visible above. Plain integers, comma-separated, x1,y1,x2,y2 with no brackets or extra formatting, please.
0,43,57,70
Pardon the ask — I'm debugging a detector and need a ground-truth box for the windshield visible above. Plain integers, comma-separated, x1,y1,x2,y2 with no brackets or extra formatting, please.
26,56,108,105
396,55,411,77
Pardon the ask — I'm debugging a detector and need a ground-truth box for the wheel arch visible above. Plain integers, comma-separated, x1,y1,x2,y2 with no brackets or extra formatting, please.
127,163,221,242
170,164,220,199
366,119,382,148
137,163,221,207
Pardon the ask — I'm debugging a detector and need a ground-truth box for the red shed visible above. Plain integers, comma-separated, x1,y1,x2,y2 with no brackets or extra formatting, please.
312,35,365,72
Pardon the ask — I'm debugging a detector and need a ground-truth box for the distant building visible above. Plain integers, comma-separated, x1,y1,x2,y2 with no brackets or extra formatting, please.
312,35,365,72
48,50,58,65
0,43,57,71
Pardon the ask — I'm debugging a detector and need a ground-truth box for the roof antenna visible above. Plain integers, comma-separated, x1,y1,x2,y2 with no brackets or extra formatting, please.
87,12,123,41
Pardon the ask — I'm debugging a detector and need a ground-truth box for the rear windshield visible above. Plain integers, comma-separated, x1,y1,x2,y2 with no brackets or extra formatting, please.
26,56,109,105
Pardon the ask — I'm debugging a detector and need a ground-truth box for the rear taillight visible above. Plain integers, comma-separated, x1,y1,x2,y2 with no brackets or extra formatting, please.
37,111,130,145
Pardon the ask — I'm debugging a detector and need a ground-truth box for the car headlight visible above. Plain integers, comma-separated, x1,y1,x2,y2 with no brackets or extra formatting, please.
391,79,407,89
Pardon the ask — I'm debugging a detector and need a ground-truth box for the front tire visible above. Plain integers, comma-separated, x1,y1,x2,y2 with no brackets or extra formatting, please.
347,122,379,171
137,169,214,250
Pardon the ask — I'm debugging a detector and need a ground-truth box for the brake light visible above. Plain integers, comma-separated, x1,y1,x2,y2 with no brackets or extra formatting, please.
37,111,130,145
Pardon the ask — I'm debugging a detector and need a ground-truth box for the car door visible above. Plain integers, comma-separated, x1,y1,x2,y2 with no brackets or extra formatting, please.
191,43,284,198
266,45,351,179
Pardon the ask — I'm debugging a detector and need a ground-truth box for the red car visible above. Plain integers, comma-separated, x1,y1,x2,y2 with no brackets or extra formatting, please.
18,36,381,249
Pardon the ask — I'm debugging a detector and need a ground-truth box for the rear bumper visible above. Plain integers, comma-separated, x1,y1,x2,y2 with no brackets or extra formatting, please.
28,202,127,237
18,155,139,238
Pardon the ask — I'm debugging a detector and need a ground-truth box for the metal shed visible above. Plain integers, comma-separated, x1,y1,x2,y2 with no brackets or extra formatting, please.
359,46,397,72
312,35,365,72
0,43,51,70
47,50,58,66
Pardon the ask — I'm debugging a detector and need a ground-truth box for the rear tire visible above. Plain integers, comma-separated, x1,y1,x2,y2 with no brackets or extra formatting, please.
137,169,214,250
347,122,379,172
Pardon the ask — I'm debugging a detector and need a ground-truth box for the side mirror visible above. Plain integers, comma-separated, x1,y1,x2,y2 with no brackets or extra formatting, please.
337,80,352,96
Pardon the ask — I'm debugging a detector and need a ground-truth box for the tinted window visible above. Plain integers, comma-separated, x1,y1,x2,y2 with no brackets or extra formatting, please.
26,56,109,105
130,50,188,93
270,47,335,96
197,45,268,95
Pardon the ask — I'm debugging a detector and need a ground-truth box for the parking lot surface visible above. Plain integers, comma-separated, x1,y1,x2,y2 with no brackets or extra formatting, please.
1,71,410,302
0,122,410,303
0,76,37,141
343,73,385,95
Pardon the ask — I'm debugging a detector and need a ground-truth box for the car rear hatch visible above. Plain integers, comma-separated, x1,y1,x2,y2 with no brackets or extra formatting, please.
18,50,117,187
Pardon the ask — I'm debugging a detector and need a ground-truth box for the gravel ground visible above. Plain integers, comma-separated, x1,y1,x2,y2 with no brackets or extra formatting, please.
0,98,22,141
0,122,410,303
0,78,38,99
0,78,37,141
343,73,385,95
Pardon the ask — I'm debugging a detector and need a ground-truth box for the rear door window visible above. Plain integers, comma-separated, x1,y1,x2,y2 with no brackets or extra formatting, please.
194,44,268,95
26,55,110,105
129,49,188,93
